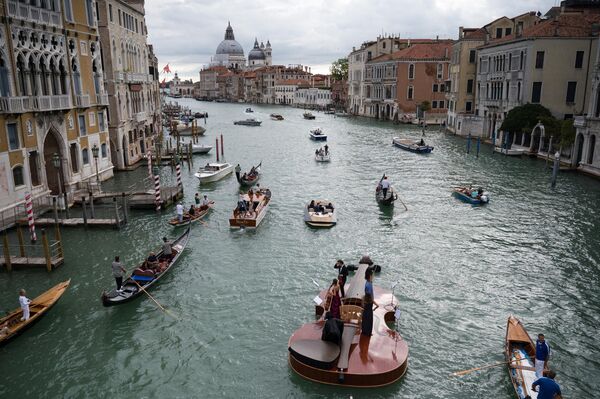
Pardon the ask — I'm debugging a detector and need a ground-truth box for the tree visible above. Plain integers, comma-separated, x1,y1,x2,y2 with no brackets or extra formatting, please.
330,58,348,81
559,119,576,147
418,101,431,119
500,103,553,133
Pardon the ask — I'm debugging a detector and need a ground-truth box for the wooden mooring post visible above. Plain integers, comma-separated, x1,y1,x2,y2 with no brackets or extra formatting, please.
41,229,51,272
16,226,25,257
81,196,88,228
3,231,12,272
121,192,128,224
113,197,121,229
89,191,95,219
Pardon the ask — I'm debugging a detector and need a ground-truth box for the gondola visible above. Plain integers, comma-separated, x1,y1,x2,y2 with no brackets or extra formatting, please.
236,162,261,186
375,186,397,205
101,226,190,306
168,203,214,227
0,280,71,346
505,316,542,399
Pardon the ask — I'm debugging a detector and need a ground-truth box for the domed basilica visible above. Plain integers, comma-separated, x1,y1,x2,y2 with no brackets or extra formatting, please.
210,22,272,70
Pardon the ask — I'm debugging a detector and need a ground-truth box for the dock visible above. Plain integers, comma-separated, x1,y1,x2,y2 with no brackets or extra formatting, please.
1,227,64,272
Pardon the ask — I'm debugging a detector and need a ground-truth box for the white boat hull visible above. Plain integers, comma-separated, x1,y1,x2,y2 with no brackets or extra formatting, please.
304,201,336,228
194,165,234,183
315,154,331,162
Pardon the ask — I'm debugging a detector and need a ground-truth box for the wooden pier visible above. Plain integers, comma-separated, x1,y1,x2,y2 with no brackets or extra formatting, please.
1,227,64,272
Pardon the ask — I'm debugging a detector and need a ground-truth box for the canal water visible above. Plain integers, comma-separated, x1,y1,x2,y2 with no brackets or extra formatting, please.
1,98,599,398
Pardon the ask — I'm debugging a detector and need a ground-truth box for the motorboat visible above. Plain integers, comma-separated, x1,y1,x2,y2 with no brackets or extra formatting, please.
304,200,336,228
190,143,212,154
234,118,262,126
270,114,284,121
173,122,206,136
194,111,208,118
310,128,327,141
392,137,433,153
315,149,331,162
452,187,489,205
245,107,254,113
303,112,316,120
194,162,234,184
229,188,271,229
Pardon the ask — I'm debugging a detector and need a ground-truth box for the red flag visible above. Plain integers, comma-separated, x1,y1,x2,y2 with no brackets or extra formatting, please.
162,64,171,74
160,78,166,88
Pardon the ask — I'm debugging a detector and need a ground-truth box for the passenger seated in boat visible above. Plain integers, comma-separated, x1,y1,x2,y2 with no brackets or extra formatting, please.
326,203,334,212
308,200,315,210
199,195,210,211
0,321,10,338
315,149,319,156
146,252,159,270
133,263,155,278
188,205,195,216
242,172,247,181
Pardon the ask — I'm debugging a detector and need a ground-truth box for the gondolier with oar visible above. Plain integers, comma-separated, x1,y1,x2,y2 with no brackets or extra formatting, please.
381,176,391,199
235,164,241,181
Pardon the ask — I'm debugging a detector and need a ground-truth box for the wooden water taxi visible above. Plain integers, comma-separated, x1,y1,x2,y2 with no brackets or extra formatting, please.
392,137,433,153
0,280,70,346
505,316,543,399
304,200,336,228
168,202,214,227
494,147,526,156
229,188,271,229
236,162,261,186
452,187,489,205
310,128,327,141
234,118,262,126
270,114,284,120
288,262,409,387
194,162,234,184
101,227,190,306
303,112,316,120
174,123,206,136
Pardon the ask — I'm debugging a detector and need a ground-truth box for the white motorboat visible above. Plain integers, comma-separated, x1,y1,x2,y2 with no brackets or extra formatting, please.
315,151,331,162
309,128,327,141
194,162,234,184
304,200,336,228
234,118,262,126
190,144,212,154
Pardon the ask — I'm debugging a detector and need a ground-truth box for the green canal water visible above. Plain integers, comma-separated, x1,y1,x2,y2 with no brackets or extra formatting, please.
1,98,600,398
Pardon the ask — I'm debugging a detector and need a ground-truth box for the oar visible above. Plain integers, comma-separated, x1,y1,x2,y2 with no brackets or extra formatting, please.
131,279,177,319
451,360,519,376
396,194,408,211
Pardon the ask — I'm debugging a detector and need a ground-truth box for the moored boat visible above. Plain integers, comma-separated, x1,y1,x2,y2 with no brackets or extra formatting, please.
0,280,71,346
335,111,349,117
288,261,408,387
194,111,208,118
452,187,489,204
392,137,433,153
270,113,284,120
310,128,327,141
190,143,212,154
303,112,316,120
194,162,234,184
174,123,206,136
168,202,214,227
234,118,262,126
229,188,271,229
235,162,261,186
494,147,526,156
101,227,190,306
304,200,336,228
505,316,542,399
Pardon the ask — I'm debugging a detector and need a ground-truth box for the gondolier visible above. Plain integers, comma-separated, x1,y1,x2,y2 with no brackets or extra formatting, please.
18,290,31,321
381,176,391,199
195,193,201,205
112,256,126,293
235,164,241,181
176,202,184,223
535,333,550,378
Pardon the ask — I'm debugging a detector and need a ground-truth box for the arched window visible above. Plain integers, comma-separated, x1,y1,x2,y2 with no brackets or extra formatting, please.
28,56,37,95
82,148,89,165
12,165,24,187
40,57,49,95
0,56,10,96
59,59,68,95
72,59,81,95
16,55,27,96
588,135,596,164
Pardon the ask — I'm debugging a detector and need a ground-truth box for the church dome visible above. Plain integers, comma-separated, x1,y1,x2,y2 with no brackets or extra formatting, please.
248,38,266,61
216,22,244,56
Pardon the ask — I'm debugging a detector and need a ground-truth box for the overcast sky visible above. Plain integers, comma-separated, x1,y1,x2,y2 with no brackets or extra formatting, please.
145,0,559,81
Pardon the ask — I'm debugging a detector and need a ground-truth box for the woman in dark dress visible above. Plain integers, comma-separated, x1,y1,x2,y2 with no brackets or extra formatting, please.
362,293,378,336
328,279,341,319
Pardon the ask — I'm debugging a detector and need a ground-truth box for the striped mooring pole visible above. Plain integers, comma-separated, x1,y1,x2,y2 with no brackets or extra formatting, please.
25,192,37,242
175,159,182,188
147,150,152,179
154,174,161,211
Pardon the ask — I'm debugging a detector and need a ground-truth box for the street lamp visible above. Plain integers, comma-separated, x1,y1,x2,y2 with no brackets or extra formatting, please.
52,152,68,217
91,143,100,187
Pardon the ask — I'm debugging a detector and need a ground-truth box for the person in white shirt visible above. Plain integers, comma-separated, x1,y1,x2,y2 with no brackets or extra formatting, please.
200,195,211,210
19,289,31,321
176,202,184,222
381,177,391,199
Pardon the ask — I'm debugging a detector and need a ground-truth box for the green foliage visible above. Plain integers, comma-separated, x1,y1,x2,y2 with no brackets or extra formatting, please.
420,101,431,112
500,104,553,133
559,119,576,147
330,58,348,81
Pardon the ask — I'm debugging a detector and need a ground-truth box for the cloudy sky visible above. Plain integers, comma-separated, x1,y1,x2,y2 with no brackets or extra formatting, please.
145,0,558,81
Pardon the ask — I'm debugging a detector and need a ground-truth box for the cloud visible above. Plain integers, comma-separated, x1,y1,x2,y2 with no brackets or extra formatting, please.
145,0,555,80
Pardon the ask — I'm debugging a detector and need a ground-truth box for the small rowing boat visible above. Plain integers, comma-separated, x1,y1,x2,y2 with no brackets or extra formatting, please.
236,162,261,186
194,162,234,184
303,112,316,120
304,200,336,228
229,188,271,229
234,118,262,126
310,128,327,141
505,316,542,399
452,187,489,204
168,202,214,226
392,137,433,153
0,280,70,346
270,113,284,120
101,227,190,306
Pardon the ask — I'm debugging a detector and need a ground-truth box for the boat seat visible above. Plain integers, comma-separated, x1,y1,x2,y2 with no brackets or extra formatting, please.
336,324,357,370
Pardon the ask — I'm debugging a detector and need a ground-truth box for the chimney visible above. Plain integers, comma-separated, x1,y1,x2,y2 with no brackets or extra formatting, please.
459,26,464,39
485,31,490,44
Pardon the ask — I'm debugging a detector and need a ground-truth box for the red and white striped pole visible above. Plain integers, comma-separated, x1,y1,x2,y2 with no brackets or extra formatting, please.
175,160,182,188
25,192,37,242
154,174,161,211
147,150,152,179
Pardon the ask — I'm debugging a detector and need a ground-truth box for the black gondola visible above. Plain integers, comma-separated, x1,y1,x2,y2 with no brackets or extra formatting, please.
101,226,191,307
236,162,261,186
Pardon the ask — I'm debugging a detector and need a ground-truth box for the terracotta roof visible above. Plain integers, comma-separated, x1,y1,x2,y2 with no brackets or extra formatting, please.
369,40,453,62
275,79,310,86
487,13,600,46
463,28,487,40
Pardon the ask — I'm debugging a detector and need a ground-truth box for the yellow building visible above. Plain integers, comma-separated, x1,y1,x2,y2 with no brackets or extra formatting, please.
0,0,112,211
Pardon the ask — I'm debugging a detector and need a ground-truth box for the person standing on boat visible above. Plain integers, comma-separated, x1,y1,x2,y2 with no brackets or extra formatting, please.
18,289,31,321
194,193,201,206
334,260,348,297
381,177,391,200
112,256,126,293
324,144,329,155
531,370,562,399
176,202,184,223
162,237,173,261
200,195,211,211
327,279,341,319
235,164,241,181
535,333,551,378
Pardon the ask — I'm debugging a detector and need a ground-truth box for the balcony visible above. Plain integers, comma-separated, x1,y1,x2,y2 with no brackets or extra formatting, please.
573,115,586,129
125,73,148,83
75,94,91,108
0,95,72,113
7,1,62,28
135,112,147,123
96,93,109,106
